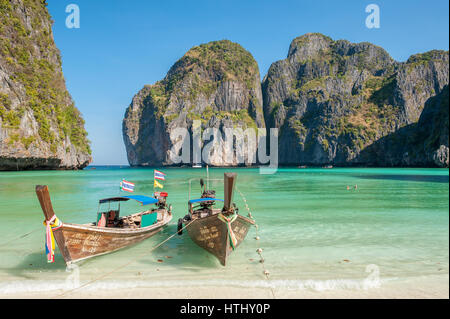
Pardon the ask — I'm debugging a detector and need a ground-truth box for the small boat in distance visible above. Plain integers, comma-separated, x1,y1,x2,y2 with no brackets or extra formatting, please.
35,186,172,265
178,173,255,266
192,164,202,168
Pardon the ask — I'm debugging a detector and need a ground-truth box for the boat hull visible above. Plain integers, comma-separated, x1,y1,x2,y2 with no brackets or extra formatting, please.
35,184,173,265
54,215,172,264
186,214,254,266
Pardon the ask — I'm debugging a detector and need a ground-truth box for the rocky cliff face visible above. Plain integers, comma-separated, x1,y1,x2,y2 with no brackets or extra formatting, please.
357,85,449,167
123,33,449,168
0,0,91,170
262,33,448,166
123,40,264,166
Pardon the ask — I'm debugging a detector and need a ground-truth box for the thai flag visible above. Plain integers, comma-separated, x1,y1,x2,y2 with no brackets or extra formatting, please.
120,179,135,192
154,170,166,181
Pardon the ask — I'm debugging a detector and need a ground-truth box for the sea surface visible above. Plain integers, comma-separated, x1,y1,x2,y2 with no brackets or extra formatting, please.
0,167,448,295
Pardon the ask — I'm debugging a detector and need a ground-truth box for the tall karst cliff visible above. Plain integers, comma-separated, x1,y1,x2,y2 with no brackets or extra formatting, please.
0,0,91,170
123,40,265,166
123,33,448,168
262,33,448,167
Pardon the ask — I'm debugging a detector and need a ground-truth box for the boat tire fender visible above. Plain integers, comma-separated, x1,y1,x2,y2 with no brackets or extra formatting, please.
177,218,183,235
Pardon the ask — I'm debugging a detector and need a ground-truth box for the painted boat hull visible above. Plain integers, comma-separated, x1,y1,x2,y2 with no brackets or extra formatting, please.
54,215,172,264
186,213,254,266
36,185,173,265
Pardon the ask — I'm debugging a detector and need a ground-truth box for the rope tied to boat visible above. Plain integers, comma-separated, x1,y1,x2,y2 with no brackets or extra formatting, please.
43,215,63,263
55,220,195,298
235,187,274,298
217,212,238,250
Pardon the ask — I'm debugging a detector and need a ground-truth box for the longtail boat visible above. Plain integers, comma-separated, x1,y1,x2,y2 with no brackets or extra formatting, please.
36,185,172,265
177,173,255,266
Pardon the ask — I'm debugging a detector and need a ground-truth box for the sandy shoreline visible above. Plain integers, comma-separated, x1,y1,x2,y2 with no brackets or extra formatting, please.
1,276,448,299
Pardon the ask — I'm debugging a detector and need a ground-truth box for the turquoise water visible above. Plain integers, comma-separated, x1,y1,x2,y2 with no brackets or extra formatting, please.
0,167,448,294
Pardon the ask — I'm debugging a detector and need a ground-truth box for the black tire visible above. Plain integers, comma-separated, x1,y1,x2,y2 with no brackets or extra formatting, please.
177,218,183,235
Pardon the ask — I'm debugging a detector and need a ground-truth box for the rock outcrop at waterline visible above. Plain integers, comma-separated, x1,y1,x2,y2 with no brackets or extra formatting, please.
0,0,91,170
123,40,265,166
123,33,449,168
262,33,449,167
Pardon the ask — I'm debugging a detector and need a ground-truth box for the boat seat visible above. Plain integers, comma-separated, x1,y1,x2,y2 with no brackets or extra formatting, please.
107,210,118,227
97,210,119,227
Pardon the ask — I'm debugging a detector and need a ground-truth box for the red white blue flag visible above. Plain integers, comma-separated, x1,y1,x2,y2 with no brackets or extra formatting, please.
120,179,135,192
154,170,166,181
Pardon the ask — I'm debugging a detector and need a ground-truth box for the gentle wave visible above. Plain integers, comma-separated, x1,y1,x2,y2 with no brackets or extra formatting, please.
0,278,395,294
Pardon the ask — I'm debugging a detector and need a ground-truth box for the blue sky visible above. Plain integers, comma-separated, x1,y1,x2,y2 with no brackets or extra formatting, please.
46,0,449,165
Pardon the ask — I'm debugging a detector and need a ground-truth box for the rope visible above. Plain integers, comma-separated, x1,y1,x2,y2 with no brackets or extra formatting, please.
235,187,275,299
53,187,273,298
54,220,194,298
0,228,40,247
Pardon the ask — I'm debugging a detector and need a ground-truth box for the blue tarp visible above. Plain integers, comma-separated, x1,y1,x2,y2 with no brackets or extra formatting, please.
99,195,158,205
188,198,224,204
123,195,158,205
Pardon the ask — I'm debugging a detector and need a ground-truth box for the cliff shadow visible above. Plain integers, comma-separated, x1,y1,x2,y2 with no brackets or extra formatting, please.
355,86,449,168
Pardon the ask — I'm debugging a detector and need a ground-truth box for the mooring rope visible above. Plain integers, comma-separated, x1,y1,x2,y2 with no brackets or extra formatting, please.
0,228,40,247
49,187,274,298
235,187,275,299
54,220,194,298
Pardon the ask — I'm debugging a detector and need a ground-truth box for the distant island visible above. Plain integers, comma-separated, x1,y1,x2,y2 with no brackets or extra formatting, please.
1,1,448,170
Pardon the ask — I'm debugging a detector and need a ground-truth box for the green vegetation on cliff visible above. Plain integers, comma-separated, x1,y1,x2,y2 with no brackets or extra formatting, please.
0,0,90,154
140,40,260,125
263,33,448,166
123,39,264,166
184,40,258,88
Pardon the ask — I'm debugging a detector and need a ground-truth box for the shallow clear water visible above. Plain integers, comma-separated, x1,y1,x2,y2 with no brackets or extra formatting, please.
0,167,448,294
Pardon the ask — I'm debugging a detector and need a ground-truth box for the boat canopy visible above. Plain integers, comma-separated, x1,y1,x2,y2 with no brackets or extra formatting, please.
188,198,224,204
99,195,158,205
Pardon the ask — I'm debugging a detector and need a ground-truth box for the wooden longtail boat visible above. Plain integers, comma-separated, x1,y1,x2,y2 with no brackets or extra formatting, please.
178,173,255,266
36,185,172,265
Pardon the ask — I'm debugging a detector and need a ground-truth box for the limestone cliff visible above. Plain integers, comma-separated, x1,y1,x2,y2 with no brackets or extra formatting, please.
357,85,449,167
123,40,264,166
262,33,448,167
0,0,91,170
123,33,448,168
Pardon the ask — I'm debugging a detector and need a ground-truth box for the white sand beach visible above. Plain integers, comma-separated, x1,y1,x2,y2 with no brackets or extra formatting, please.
1,275,448,299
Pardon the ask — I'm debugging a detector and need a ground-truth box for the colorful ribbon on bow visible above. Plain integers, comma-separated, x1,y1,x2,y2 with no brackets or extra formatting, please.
218,213,238,250
43,215,63,263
